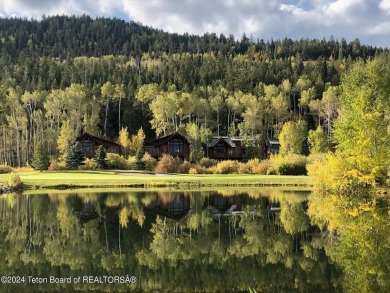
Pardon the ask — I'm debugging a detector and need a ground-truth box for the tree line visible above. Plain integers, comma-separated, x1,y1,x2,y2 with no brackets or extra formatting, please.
0,15,385,59
0,16,388,167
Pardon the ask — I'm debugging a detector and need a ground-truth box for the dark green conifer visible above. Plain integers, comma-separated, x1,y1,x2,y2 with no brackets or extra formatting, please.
31,142,50,171
94,145,108,169
66,142,85,169
133,150,145,170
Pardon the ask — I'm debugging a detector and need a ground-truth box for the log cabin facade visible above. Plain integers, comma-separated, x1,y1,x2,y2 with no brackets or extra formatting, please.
144,132,190,161
205,136,253,160
75,132,121,158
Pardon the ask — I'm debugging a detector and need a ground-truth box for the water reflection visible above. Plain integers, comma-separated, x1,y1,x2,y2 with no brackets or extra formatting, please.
1,189,387,292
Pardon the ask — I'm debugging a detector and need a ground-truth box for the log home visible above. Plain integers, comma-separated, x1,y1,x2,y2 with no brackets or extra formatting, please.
75,132,121,158
205,136,253,160
144,132,190,161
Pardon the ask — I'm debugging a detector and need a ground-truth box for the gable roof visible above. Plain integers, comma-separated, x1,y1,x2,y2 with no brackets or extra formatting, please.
207,136,236,148
265,138,280,146
207,136,255,148
144,132,189,147
75,132,121,148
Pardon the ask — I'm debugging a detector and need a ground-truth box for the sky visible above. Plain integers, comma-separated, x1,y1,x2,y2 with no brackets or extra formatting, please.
0,0,389,48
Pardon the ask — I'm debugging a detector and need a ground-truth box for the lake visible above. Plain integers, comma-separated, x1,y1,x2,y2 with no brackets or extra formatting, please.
0,189,389,292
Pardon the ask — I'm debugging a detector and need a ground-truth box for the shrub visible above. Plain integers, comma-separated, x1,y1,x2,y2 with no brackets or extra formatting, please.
107,153,130,170
78,158,98,170
179,161,192,174
154,154,182,173
7,172,22,188
214,160,240,174
277,163,307,175
0,165,13,174
48,159,68,171
127,156,136,169
143,153,157,171
187,164,210,174
253,159,271,175
269,154,308,175
189,167,198,174
13,166,35,173
307,153,327,164
238,162,251,174
198,158,218,168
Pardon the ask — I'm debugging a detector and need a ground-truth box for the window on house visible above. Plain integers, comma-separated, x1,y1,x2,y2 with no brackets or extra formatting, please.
80,139,94,155
109,148,117,153
146,147,153,154
215,146,226,154
169,139,184,153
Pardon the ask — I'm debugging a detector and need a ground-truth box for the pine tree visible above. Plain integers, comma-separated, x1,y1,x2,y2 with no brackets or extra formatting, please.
133,150,145,170
66,142,85,169
94,145,108,169
31,142,50,171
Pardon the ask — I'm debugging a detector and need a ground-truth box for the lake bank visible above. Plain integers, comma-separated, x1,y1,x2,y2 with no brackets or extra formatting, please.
0,170,312,190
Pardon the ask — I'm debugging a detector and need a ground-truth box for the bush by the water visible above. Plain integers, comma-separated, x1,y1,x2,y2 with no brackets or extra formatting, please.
48,159,67,171
0,165,13,174
107,153,130,169
269,154,308,175
215,160,240,174
198,158,218,168
143,153,157,171
7,172,22,188
154,154,182,173
78,158,98,170
179,160,192,174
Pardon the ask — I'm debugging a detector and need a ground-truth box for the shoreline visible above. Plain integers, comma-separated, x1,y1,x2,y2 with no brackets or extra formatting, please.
0,170,312,191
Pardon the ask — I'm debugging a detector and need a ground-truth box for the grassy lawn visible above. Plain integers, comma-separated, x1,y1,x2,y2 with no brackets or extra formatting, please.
0,170,312,190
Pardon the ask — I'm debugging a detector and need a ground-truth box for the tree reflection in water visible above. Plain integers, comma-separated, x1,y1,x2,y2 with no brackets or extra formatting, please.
1,189,387,292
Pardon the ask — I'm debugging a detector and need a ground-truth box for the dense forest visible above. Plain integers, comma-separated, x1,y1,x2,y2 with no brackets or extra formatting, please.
0,15,388,167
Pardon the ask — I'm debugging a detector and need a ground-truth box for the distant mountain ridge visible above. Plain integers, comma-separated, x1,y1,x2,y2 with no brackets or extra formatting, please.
0,15,385,59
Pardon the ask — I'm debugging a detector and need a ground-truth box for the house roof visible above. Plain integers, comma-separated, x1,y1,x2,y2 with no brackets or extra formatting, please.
75,132,121,148
265,138,280,146
207,136,255,148
144,132,189,147
207,136,236,148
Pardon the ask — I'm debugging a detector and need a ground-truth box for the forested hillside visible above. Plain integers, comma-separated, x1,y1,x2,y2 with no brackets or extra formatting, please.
0,15,388,167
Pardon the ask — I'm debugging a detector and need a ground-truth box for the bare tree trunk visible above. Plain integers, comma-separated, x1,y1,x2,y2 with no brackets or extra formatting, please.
118,95,122,134
104,99,109,137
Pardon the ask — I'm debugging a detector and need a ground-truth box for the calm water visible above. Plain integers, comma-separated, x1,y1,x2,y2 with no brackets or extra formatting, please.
0,189,389,292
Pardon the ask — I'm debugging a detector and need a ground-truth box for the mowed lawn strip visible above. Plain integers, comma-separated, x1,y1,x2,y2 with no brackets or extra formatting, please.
0,170,312,189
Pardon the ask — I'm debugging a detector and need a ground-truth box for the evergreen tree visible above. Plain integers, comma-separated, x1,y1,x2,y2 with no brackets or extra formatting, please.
133,151,145,170
31,142,50,171
94,145,108,169
66,142,85,169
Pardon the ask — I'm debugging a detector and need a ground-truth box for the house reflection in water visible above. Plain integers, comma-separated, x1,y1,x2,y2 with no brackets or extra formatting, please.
73,200,121,223
144,192,191,221
205,193,244,216
144,192,247,221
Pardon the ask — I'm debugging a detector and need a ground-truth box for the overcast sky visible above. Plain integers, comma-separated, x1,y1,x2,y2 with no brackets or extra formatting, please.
0,0,389,47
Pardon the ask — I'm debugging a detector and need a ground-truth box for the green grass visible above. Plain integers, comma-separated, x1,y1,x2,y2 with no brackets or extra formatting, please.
0,170,312,190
